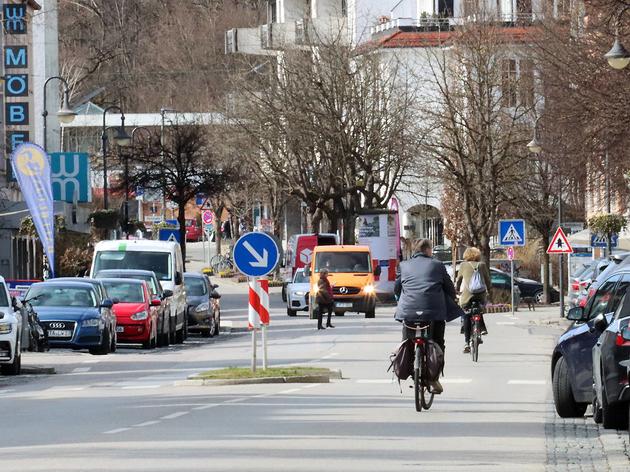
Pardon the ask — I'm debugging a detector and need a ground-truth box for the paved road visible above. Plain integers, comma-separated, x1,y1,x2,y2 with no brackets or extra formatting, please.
1,295,628,471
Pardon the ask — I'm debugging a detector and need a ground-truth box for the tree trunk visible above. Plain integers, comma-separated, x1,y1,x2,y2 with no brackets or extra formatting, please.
214,219,222,256
177,202,187,270
480,234,491,267
311,207,323,233
342,211,356,245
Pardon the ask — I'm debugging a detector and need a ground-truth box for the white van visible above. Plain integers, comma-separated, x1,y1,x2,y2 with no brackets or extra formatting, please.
90,240,187,343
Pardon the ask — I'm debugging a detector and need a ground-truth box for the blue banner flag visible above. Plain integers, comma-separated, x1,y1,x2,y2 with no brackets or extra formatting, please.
10,143,55,277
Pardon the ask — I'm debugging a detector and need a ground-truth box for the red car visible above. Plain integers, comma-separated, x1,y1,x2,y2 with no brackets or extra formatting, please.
186,219,203,242
100,278,160,349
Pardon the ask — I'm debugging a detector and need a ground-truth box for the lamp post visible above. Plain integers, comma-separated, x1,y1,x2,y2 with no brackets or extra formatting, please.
528,118,565,317
605,7,630,69
126,127,152,239
42,76,77,151
160,108,176,220
101,106,132,210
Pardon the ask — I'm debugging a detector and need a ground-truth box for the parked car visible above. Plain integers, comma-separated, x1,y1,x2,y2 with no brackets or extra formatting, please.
488,268,522,306
185,218,203,242
590,271,630,429
286,268,310,316
551,273,624,418
99,278,160,349
94,269,172,346
184,272,221,337
25,280,117,355
568,259,607,308
0,276,23,375
575,253,630,308
90,239,187,344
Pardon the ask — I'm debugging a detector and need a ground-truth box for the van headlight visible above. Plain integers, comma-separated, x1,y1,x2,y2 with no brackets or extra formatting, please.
81,318,102,328
294,291,306,296
364,285,375,294
0,323,12,334
131,311,149,321
195,303,209,313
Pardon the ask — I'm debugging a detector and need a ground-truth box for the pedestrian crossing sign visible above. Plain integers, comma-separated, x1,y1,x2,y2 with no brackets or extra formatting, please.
498,219,526,247
547,227,573,254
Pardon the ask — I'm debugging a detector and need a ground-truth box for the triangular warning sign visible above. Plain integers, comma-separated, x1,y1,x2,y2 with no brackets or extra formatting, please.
167,233,178,242
547,227,573,254
502,224,523,244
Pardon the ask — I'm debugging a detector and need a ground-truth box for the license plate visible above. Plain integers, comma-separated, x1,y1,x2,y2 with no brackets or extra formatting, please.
116,326,124,333
335,302,353,308
48,329,72,338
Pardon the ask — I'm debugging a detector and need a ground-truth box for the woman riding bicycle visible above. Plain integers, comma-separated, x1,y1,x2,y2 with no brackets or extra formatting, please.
455,247,491,354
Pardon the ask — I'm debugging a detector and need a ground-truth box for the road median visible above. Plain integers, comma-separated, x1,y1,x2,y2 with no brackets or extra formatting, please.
176,366,342,386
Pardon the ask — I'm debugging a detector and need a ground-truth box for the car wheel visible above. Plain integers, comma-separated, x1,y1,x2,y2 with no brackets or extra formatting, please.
90,329,111,356
593,395,603,424
365,305,376,319
601,382,628,429
1,341,21,375
175,316,185,344
169,317,177,344
535,290,544,305
287,307,297,317
552,356,587,418
281,285,287,303
216,313,220,335
110,330,117,353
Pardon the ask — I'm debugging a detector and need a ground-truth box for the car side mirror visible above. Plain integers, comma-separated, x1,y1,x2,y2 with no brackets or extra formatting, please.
162,289,173,298
101,299,114,309
374,265,382,277
621,326,630,341
212,284,219,289
175,272,183,285
590,313,609,333
210,290,221,300
150,298,161,307
567,306,587,322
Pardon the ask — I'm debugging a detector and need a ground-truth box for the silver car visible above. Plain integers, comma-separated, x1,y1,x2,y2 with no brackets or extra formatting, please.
286,269,310,317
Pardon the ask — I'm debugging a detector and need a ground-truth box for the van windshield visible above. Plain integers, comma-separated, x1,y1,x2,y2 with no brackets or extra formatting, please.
94,251,172,281
315,252,371,273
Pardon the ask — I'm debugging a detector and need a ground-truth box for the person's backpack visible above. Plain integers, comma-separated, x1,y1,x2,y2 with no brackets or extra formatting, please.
388,339,414,381
425,340,445,381
467,262,487,294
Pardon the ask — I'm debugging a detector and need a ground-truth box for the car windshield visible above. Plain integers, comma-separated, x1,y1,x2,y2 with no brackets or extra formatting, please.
94,251,172,281
294,271,308,283
0,283,9,306
185,276,207,296
315,252,370,273
98,273,159,295
27,285,98,307
101,281,145,303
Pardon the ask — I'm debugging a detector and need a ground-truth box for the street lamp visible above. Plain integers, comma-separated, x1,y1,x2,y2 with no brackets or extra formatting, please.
160,107,176,220
123,127,153,238
42,76,77,151
605,7,630,70
101,105,132,210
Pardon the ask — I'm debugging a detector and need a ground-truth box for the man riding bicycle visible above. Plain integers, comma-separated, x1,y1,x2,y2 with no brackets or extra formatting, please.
455,247,491,354
394,239,464,394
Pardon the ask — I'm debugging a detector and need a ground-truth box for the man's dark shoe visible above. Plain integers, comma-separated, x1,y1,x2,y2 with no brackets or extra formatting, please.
326,324,335,328
429,380,443,394
463,344,470,354
317,326,326,330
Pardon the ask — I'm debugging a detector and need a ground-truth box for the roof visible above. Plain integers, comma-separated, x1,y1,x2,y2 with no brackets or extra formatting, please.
94,239,179,250
98,277,145,285
314,245,371,252
374,27,536,49
96,269,156,276
34,280,95,287
63,112,228,128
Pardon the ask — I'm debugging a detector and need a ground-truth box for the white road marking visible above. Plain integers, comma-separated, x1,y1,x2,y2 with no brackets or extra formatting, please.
302,383,321,389
192,404,220,411
72,367,92,373
508,380,546,385
441,378,473,384
356,379,394,384
45,386,85,392
121,385,162,390
320,352,339,359
0,389,14,394
223,398,245,404
103,428,130,434
278,388,303,394
496,322,516,326
133,420,161,427
82,360,100,364
161,411,189,420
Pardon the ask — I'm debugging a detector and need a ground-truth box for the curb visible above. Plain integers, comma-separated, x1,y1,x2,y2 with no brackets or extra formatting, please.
21,366,55,375
176,369,342,387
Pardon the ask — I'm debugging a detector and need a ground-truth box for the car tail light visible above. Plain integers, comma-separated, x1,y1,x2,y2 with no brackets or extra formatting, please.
571,282,580,291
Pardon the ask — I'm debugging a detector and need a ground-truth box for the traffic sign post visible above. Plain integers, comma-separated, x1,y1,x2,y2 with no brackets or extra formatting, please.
202,210,214,227
234,232,279,371
506,247,515,316
547,228,573,254
499,219,526,247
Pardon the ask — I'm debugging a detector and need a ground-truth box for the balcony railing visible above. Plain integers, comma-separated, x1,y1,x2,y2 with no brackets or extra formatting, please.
261,23,273,49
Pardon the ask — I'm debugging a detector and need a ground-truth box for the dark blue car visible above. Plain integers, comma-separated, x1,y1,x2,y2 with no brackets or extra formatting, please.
552,273,623,417
25,281,117,355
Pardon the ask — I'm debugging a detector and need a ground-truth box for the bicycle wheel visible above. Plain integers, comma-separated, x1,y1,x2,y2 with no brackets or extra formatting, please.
420,350,435,410
414,345,422,412
471,322,479,363
210,255,223,272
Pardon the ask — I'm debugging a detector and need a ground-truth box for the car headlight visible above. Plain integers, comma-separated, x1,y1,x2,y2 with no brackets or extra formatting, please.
131,310,149,321
81,318,102,328
195,302,210,313
363,285,375,294
0,323,12,334
294,291,306,296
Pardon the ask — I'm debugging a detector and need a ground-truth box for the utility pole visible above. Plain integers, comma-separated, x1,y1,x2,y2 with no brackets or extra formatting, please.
160,108,175,221
558,175,564,318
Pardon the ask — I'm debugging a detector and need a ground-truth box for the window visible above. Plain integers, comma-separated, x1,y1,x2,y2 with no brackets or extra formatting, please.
519,59,535,108
341,0,347,16
502,59,518,108
94,251,172,281
28,286,98,308
0,284,9,306
490,272,510,288
101,281,145,303
611,274,630,318
585,276,619,320
268,0,277,23
185,276,208,297
315,252,371,273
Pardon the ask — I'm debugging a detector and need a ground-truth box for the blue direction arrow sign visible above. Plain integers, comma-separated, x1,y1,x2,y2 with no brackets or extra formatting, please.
591,233,618,248
498,219,526,247
233,232,280,277
159,228,181,243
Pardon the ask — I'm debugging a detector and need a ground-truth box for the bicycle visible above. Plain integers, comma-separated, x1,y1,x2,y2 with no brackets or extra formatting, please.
210,254,234,273
404,322,435,412
467,301,484,362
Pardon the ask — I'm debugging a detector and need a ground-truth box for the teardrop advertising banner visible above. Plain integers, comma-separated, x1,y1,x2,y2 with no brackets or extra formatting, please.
10,143,55,276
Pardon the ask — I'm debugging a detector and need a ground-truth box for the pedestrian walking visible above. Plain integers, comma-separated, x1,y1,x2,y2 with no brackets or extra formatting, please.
316,268,334,330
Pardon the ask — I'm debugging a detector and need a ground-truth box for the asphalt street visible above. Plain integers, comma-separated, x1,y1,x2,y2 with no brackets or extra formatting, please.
3,279,620,472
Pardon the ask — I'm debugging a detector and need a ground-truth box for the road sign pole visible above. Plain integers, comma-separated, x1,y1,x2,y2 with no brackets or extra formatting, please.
510,258,515,317
251,327,257,373
261,324,268,371
559,255,565,318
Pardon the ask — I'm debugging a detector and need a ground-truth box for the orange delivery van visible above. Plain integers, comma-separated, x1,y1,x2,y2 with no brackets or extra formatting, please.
304,245,381,319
